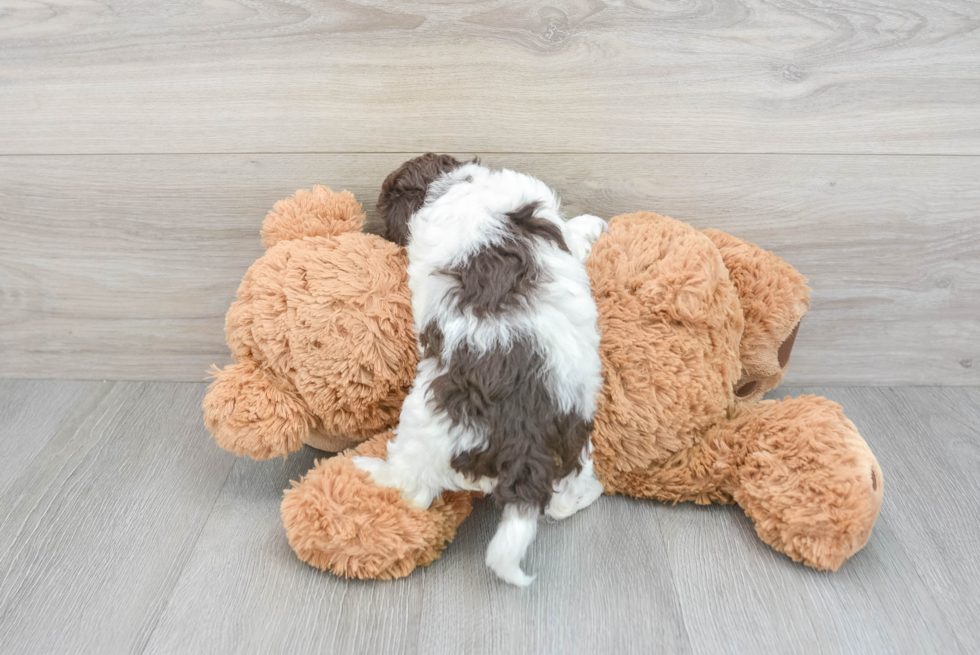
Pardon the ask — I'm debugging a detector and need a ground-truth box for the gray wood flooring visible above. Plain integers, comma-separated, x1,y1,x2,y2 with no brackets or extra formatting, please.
0,381,977,654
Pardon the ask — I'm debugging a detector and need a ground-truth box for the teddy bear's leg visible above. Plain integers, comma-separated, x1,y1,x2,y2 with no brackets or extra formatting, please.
203,361,314,460
702,228,811,401
281,431,475,580
707,395,884,571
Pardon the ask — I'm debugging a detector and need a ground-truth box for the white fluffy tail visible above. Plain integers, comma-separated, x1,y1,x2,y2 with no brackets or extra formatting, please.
486,504,539,587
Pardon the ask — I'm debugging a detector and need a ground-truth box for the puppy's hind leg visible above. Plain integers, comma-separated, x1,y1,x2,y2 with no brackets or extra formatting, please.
546,450,604,520
563,214,609,262
486,504,539,587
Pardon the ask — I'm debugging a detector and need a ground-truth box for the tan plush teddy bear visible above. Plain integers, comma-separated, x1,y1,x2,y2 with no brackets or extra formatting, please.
204,181,883,580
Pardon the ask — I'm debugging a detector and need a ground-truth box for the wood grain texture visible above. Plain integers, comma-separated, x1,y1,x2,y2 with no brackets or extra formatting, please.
416,494,692,655
1,153,976,384
142,449,430,655
1,382,978,653
0,379,99,498
0,381,236,655
0,1,978,155
797,386,980,654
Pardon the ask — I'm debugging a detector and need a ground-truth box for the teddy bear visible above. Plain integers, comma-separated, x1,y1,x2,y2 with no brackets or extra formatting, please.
203,183,883,581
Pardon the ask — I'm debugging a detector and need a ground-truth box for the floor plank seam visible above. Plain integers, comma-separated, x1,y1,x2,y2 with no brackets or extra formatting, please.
411,569,426,655
649,505,696,654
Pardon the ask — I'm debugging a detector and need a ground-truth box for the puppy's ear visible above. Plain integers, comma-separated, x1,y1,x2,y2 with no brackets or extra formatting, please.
377,153,462,246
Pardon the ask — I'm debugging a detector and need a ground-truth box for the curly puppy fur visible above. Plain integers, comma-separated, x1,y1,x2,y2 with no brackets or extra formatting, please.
356,155,608,586
378,153,465,247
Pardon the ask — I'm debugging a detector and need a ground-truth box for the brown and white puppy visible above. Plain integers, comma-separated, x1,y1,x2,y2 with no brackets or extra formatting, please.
355,154,607,586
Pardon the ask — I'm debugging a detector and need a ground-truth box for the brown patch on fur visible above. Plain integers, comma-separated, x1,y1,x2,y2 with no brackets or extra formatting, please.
423,201,586,509
506,201,569,254
377,153,463,246
439,202,567,319
426,336,590,511
418,323,445,363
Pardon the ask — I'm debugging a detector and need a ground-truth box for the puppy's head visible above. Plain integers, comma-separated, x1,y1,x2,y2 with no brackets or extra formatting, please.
377,153,464,247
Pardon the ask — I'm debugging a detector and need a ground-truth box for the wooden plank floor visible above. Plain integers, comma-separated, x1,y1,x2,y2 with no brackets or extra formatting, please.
0,381,976,654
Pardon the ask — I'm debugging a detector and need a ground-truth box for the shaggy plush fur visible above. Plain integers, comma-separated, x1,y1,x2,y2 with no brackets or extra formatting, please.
204,189,418,457
204,185,883,580
282,431,473,579
703,228,811,403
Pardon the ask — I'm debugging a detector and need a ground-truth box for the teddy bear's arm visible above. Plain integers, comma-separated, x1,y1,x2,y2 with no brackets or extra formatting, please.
705,395,883,571
607,393,883,571
203,361,314,460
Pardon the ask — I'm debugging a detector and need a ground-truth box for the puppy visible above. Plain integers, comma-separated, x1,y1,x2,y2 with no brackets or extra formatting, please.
354,154,607,586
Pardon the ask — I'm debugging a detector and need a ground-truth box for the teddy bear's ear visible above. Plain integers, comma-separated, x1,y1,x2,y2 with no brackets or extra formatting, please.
702,228,810,400
602,213,730,326
261,187,365,248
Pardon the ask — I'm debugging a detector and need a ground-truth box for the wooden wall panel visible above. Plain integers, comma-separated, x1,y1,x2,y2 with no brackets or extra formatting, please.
0,1,978,155
1,153,976,384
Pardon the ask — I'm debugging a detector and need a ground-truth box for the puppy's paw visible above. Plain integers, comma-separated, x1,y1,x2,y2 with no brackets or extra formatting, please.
352,455,388,483
352,456,436,509
546,473,604,520
569,214,609,242
565,214,609,262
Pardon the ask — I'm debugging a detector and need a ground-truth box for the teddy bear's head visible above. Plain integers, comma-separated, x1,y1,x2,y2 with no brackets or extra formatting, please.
703,229,810,404
585,213,811,496
204,187,418,458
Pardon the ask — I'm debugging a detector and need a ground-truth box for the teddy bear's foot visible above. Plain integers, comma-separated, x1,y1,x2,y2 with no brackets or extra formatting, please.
281,432,474,580
718,395,884,571
203,362,313,460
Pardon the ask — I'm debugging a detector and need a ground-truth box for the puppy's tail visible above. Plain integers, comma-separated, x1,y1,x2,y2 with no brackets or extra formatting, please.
486,503,539,587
